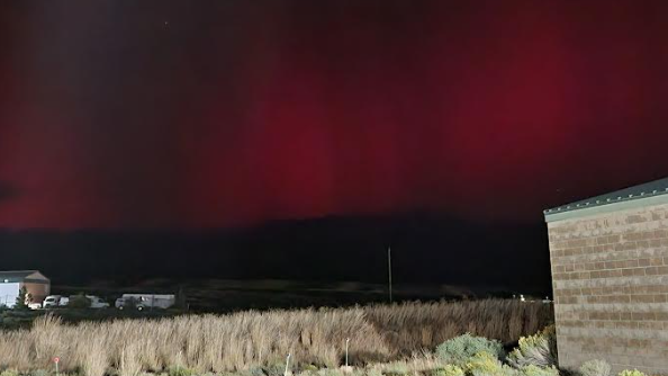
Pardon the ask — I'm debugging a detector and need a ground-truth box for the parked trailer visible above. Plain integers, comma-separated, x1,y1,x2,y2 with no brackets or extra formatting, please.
115,294,175,311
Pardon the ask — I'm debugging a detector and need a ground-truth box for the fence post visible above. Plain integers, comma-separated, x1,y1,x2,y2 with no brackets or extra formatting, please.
284,353,292,376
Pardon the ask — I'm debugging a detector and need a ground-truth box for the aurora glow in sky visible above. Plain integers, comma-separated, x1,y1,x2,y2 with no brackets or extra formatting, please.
2,0,668,230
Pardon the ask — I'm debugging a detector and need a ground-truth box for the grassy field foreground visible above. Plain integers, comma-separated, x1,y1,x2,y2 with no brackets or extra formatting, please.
0,300,553,376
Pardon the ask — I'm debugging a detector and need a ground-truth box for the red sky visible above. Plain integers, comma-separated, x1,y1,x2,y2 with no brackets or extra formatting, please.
1,0,668,229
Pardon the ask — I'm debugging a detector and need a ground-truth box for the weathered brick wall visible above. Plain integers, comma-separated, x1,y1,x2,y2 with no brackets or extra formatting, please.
22,282,50,303
548,202,668,375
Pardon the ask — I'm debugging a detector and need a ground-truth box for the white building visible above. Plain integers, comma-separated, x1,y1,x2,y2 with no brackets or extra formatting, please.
0,270,51,307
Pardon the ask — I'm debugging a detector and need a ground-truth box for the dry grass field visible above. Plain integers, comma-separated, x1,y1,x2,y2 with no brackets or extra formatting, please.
0,300,552,376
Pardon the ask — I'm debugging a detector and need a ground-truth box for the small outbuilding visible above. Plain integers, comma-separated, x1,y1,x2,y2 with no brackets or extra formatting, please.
0,270,51,307
544,178,668,375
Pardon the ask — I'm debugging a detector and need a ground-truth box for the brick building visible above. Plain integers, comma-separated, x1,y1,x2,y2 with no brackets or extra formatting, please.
0,270,51,307
544,178,668,375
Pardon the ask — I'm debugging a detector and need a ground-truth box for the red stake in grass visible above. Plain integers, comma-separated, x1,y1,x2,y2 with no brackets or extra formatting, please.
53,357,60,376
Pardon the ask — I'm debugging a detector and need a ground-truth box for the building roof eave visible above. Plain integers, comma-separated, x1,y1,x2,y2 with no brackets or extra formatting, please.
545,191,668,223
544,177,668,223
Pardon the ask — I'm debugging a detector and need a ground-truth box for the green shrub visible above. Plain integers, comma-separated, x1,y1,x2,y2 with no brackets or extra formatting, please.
436,334,505,366
465,352,517,376
167,367,196,376
29,370,50,376
264,363,288,376
232,369,264,376
302,365,319,372
618,371,646,376
382,362,409,376
579,360,611,376
466,352,502,375
507,326,558,368
249,369,266,376
519,365,559,376
315,369,344,376
68,294,92,309
433,365,465,376
0,369,20,376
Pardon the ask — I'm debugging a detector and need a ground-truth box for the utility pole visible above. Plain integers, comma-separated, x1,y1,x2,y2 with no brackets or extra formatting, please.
388,246,393,303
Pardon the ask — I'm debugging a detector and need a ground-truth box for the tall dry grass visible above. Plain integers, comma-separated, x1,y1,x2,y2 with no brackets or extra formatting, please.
0,300,552,375
365,299,553,354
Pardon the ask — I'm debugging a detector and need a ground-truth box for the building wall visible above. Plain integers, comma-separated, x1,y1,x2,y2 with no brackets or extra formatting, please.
0,283,20,307
548,202,668,375
22,282,50,303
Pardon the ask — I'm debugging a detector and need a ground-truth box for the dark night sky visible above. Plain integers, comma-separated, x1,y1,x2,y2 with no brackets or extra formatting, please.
1,1,668,292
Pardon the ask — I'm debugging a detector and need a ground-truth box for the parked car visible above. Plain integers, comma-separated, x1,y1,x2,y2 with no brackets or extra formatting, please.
43,295,65,308
115,294,175,311
87,295,110,309
66,294,110,309
45,294,108,309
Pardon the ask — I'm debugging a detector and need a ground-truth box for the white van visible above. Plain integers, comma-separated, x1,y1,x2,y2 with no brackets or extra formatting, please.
115,294,175,311
43,295,65,308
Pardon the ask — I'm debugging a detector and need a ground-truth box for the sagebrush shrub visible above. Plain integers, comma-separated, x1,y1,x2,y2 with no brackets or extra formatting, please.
618,371,646,376
520,365,559,376
315,369,344,376
168,366,196,376
381,361,410,375
507,326,557,368
466,352,502,375
579,360,611,376
365,369,383,376
433,365,465,376
0,369,19,376
465,352,516,376
436,334,505,366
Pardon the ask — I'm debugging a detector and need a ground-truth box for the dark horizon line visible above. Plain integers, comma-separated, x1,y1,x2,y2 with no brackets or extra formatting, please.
0,209,548,233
